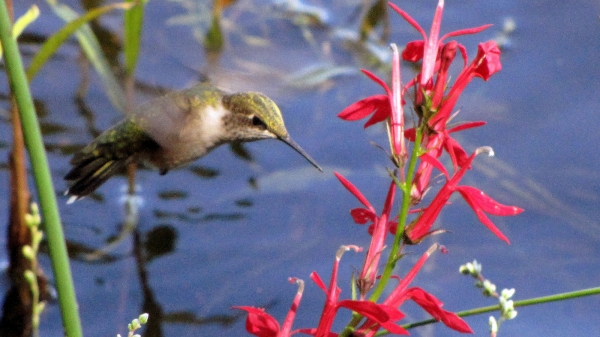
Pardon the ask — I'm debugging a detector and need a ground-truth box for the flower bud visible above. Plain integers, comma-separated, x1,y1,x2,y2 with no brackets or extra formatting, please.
139,313,149,324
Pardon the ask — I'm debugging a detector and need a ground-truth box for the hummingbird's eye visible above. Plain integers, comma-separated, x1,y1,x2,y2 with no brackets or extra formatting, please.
251,115,267,130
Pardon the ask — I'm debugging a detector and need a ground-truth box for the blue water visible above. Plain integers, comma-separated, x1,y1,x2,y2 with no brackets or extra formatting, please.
1,0,599,336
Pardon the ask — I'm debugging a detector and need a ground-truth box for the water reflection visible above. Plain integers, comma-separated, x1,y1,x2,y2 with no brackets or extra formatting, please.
1,0,600,336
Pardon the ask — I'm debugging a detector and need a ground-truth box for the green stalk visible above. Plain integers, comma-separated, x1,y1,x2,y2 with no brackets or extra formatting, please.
344,126,425,334
0,2,83,336
369,125,424,302
384,287,600,333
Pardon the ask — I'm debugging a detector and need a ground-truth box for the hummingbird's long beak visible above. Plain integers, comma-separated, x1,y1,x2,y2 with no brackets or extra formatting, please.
280,136,323,172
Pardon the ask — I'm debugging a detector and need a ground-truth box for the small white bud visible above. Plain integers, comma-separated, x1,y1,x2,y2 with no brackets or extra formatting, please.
482,280,496,296
489,316,498,332
501,288,515,299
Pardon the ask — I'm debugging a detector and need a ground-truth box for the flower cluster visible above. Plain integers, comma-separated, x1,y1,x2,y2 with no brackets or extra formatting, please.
235,1,523,336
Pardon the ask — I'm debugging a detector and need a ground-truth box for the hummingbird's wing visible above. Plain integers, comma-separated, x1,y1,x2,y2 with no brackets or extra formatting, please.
64,119,160,202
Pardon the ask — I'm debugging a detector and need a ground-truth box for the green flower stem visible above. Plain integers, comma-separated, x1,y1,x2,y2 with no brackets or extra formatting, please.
369,125,424,302
397,287,600,332
0,2,83,337
344,125,425,335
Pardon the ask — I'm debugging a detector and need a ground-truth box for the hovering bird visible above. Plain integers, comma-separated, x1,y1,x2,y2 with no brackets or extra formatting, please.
64,83,321,203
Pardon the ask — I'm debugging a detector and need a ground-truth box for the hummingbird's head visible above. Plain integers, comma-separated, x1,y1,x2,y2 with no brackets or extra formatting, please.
222,92,322,171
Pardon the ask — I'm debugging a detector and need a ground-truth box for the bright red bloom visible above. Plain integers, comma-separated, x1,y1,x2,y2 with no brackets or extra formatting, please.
337,93,391,129
337,70,392,129
354,245,472,336
406,120,486,201
405,287,472,333
409,39,501,200
234,307,280,337
338,44,406,160
406,149,523,244
429,40,502,128
389,0,502,203
390,0,492,95
335,173,397,297
299,246,407,337
234,278,305,337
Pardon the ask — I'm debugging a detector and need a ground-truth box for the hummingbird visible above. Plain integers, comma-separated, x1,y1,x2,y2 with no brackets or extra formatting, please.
64,83,322,203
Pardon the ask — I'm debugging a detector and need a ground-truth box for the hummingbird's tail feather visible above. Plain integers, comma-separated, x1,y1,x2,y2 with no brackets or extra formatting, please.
64,119,160,203
64,156,128,203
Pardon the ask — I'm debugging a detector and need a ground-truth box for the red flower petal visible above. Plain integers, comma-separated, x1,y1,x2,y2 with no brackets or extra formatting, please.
404,127,416,141
387,221,398,235
447,121,486,133
350,208,376,224
233,306,280,337
388,2,427,40
401,40,425,62
337,95,389,123
364,101,392,128
457,186,524,216
439,23,493,42
407,288,473,333
335,173,375,213
361,69,392,96
339,300,409,335
310,271,327,293
455,187,512,244
443,136,469,168
473,40,502,81
420,153,449,179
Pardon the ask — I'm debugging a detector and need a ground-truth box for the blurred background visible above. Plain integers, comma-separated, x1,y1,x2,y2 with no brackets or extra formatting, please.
1,0,600,336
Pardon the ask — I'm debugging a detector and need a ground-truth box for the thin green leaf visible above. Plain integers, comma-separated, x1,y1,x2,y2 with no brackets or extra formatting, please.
13,5,40,38
44,0,129,111
0,5,39,59
27,2,132,83
360,0,388,42
204,13,223,53
124,0,146,75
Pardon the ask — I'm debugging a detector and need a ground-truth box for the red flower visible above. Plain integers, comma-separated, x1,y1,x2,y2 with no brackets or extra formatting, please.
391,0,502,202
335,173,397,296
337,93,391,129
234,278,305,337
338,44,406,160
429,41,502,128
355,245,472,336
302,246,407,337
406,149,523,244
390,0,493,95
406,120,486,201
234,307,280,337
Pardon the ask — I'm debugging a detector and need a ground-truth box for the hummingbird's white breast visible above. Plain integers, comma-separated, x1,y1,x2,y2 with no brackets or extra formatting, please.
142,97,228,170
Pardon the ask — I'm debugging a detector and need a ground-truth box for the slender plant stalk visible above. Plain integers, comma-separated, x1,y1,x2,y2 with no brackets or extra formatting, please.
0,1,83,336
399,286,600,332
369,126,423,303
346,125,424,332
